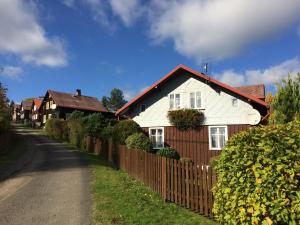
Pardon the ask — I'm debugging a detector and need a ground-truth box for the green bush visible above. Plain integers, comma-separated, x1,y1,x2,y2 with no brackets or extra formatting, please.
86,113,107,138
113,120,142,144
156,147,180,160
167,109,204,131
67,111,87,148
45,118,68,141
125,133,153,153
212,121,300,224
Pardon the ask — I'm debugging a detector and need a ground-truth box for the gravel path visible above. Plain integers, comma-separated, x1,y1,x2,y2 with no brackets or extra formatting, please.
0,128,91,225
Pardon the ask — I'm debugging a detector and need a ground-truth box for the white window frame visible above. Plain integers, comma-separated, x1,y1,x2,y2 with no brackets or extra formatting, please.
190,91,202,109
208,126,228,150
149,127,164,149
169,93,181,110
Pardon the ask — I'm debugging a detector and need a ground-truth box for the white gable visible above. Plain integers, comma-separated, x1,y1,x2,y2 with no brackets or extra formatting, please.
128,73,260,127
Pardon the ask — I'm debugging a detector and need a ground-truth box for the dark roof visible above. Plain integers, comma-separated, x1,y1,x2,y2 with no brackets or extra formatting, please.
235,84,265,99
21,99,33,110
116,65,269,115
47,90,108,112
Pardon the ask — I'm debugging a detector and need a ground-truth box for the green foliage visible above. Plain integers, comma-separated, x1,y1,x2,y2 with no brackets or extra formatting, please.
125,133,153,153
156,147,180,160
167,109,204,131
45,118,68,141
85,113,107,137
113,120,142,144
102,88,127,112
67,111,88,148
272,73,300,124
212,121,300,225
0,83,10,133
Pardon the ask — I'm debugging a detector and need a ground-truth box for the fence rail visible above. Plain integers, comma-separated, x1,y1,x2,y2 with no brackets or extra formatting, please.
118,145,216,218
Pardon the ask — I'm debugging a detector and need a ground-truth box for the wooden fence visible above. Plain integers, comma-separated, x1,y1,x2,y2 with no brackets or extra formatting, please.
118,145,216,218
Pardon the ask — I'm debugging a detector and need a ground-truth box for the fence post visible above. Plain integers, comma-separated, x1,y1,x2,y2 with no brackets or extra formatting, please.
161,157,167,202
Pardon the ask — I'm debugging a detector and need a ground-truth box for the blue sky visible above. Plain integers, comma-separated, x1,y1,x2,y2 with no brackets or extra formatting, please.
0,0,300,103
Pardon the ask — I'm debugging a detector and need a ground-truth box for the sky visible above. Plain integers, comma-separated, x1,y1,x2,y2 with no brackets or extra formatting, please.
0,0,300,103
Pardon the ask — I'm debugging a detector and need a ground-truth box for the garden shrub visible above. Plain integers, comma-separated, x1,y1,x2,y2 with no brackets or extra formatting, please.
125,133,153,153
85,113,107,138
156,147,180,160
45,118,68,141
67,111,87,148
167,109,204,131
113,120,142,144
212,121,300,225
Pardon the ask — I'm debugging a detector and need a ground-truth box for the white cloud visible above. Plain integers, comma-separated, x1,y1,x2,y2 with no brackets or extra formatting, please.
123,89,135,100
149,0,300,62
0,0,67,67
63,0,76,8
115,65,125,74
0,66,23,80
109,0,142,26
215,58,300,86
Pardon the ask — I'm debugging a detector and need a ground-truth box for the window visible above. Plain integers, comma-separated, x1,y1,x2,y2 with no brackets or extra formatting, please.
190,91,201,108
140,104,146,112
209,126,228,150
169,93,181,109
232,98,238,107
43,115,46,123
149,127,164,148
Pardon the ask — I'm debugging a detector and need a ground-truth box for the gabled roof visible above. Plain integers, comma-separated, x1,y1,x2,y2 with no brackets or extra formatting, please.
21,99,33,110
116,65,269,115
46,90,108,113
235,84,265,99
33,98,42,110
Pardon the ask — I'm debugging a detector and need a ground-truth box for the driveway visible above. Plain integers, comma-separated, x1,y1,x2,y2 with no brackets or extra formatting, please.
0,127,91,225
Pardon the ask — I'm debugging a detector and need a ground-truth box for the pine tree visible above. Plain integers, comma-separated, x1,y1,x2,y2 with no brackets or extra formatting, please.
272,73,300,124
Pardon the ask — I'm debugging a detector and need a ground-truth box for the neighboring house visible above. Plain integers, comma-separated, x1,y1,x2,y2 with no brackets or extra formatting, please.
235,84,266,101
20,99,33,124
31,98,43,127
12,104,21,122
116,65,269,165
39,89,112,125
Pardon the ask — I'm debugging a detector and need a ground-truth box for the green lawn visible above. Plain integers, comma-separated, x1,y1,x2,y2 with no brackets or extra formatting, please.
77,151,217,225
0,133,27,168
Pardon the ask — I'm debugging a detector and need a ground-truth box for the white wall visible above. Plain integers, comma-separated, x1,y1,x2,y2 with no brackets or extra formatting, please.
128,73,259,127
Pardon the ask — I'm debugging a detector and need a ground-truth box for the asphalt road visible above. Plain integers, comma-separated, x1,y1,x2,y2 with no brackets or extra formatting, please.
0,127,91,225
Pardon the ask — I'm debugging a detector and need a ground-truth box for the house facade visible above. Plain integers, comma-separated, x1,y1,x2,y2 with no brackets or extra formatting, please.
31,98,43,127
20,99,33,124
12,104,21,122
39,89,112,125
116,65,269,165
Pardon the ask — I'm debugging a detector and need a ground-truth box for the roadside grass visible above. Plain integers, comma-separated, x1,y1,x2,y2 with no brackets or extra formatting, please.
75,150,217,225
0,133,26,168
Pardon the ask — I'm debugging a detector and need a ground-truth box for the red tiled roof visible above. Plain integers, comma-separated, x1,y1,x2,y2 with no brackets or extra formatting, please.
116,65,269,115
33,98,42,110
235,84,265,99
47,90,108,112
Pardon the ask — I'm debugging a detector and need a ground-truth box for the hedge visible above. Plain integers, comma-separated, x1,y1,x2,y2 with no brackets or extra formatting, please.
212,121,300,224
113,120,142,144
45,118,68,141
167,109,204,130
125,133,153,153
156,147,180,160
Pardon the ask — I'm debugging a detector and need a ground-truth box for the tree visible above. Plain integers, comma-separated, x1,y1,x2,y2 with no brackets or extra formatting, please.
101,88,127,112
0,82,10,132
272,73,300,124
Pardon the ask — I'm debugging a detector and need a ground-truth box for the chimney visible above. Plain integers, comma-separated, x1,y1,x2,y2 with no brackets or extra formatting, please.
75,89,81,96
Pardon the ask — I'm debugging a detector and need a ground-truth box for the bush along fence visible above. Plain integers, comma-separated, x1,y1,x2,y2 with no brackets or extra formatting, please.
84,135,216,218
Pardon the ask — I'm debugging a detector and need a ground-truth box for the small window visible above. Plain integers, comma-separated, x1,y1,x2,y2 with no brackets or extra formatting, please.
169,94,174,109
169,93,180,109
149,127,164,148
232,98,238,107
190,91,202,108
175,94,180,109
141,104,146,112
209,126,228,150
